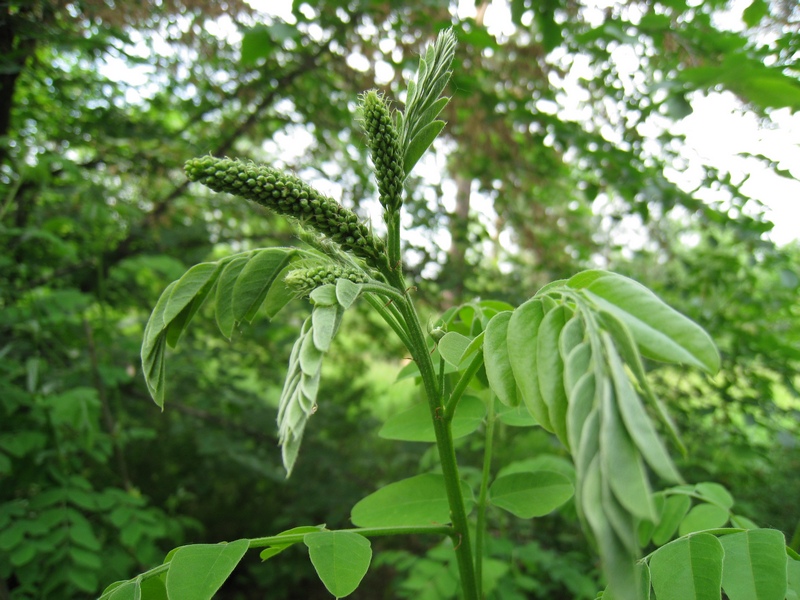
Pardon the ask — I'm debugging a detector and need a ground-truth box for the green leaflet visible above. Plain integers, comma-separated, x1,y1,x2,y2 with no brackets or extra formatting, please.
351,473,474,528
603,337,682,484
564,342,592,398
312,303,343,352
600,373,656,522
215,256,250,339
140,248,300,409
484,311,518,406
507,299,552,431
400,29,456,177
378,395,485,442
438,331,473,368
649,534,724,600
651,494,692,546
489,471,574,519
678,504,729,536
165,262,223,348
537,305,571,448
694,482,734,510
305,531,372,599
567,270,720,374
165,540,249,600
232,249,296,323
719,529,788,600
597,309,686,456
567,371,596,453
582,456,640,599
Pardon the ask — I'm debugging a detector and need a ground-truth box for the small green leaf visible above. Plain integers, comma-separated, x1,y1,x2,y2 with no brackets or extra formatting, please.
165,262,222,348
537,305,571,447
652,494,692,546
263,264,297,318
99,580,140,600
720,529,788,600
312,304,342,352
694,482,734,510
310,284,338,306
567,371,596,453
489,471,574,519
484,311,518,406
678,504,729,536
438,331,472,368
214,256,250,339
649,534,724,600
305,531,372,599
404,120,446,176
564,342,591,398
568,270,720,373
604,339,681,484
260,525,326,561
351,474,474,527
232,249,294,323
335,278,362,310
165,539,249,600
379,395,485,442
507,299,552,431
600,379,655,522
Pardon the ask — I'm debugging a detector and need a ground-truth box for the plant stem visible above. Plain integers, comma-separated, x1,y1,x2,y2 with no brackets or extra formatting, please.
474,395,496,596
249,525,455,548
385,271,478,600
444,350,484,422
362,292,412,349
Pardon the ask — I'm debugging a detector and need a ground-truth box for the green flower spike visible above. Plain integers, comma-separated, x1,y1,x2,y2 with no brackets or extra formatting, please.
285,264,369,296
360,90,404,215
185,156,386,266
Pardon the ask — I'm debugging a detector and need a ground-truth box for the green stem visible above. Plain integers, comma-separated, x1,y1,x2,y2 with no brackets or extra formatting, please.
363,293,412,349
475,395,496,597
386,271,478,600
444,350,484,422
249,525,454,548
386,210,402,274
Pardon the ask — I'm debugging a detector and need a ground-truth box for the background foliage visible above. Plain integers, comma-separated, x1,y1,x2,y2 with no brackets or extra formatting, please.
1,0,798,598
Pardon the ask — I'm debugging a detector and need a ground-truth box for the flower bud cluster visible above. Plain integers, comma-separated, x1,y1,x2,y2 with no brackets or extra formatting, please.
285,264,368,296
361,91,404,214
185,156,385,264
